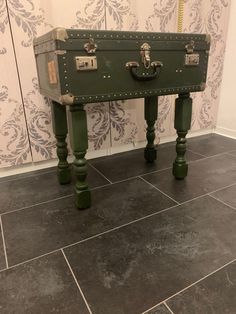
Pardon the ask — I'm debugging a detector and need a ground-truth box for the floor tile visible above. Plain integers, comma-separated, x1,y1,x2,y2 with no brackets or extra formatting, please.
0,251,89,314
64,196,236,314
0,165,110,214
2,177,176,266
188,134,236,157
167,260,236,314
90,143,203,182
0,224,6,270
0,166,57,183
143,153,236,203
145,304,171,314
228,150,236,156
211,184,236,209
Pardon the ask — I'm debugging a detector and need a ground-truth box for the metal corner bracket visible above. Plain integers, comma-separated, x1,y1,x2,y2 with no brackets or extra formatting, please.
60,93,75,105
52,28,69,42
200,82,206,91
205,34,211,44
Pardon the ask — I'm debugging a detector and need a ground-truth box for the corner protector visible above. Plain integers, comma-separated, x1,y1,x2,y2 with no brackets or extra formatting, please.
200,82,206,91
205,34,211,45
52,28,69,42
60,94,75,105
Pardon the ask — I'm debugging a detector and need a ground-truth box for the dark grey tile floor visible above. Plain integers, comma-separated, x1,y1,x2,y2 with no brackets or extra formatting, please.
0,134,236,314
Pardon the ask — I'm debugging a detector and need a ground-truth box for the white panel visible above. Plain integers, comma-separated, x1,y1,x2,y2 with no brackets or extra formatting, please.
183,0,231,132
0,0,31,168
216,0,236,136
7,0,109,162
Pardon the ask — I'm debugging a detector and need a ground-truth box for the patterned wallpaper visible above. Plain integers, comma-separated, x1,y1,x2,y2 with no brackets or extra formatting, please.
0,0,231,168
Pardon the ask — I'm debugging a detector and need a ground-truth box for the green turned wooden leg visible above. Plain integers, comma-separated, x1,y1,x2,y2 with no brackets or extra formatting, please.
173,93,192,180
69,104,91,209
51,101,71,184
144,96,158,163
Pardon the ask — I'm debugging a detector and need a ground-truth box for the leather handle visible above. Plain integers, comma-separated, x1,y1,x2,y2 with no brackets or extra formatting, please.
126,61,163,81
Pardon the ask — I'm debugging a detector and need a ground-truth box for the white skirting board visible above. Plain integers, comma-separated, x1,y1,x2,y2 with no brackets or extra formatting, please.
214,127,236,140
0,128,214,178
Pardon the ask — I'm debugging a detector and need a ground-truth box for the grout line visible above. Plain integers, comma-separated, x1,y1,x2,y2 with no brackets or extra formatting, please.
208,181,236,195
0,216,9,269
89,182,112,191
109,166,173,186
88,162,113,184
0,181,112,217
187,148,207,158
163,257,236,302
1,180,236,272
179,181,236,206
61,203,179,249
0,194,74,217
0,203,180,275
0,248,61,274
61,249,93,314
141,257,236,314
2,180,236,273
188,152,226,164
0,169,56,184
209,194,236,211
164,302,175,314
139,176,180,205
3,155,233,217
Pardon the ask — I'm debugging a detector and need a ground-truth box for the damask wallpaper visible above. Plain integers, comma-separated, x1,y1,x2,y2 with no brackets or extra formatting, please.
0,0,231,168
0,0,31,167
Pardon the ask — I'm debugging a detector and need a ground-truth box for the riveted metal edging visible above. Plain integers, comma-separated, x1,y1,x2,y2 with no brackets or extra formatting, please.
60,94,75,105
52,27,69,42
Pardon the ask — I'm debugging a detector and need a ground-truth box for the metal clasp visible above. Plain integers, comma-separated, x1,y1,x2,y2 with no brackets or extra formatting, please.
84,38,98,54
141,43,151,69
185,40,195,54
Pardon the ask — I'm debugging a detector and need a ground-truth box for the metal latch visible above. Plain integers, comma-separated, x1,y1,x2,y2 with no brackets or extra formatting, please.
185,40,200,66
185,40,195,54
141,43,151,69
75,56,98,71
84,38,98,54
185,54,200,66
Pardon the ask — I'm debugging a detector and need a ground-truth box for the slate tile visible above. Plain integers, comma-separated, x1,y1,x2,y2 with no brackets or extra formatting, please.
228,150,236,157
188,134,236,157
167,261,236,314
143,153,236,203
211,184,236,209
90,143,203,182
2,177,176,266
145,304,171,314
0,166,57,183
0,165,110,214
0,251,89,314
0,224,6,271
64,196,236,314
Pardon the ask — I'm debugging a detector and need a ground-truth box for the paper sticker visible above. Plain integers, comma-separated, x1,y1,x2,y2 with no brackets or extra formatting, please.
48,60,57,84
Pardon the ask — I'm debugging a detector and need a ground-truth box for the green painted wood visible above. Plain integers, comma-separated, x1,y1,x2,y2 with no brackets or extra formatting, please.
173,93,192,180
144,96,158,163
51,101,71,184
69,104,91,209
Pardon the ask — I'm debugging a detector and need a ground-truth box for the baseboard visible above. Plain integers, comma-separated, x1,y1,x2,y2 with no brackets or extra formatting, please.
214,126,236,139
0,148,109,179
0,128,213,179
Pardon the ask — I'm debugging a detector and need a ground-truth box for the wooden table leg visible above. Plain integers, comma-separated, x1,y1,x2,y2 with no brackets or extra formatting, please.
51,101,71,184
144,96,158,163
173,93,192,179
69,104,91,209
